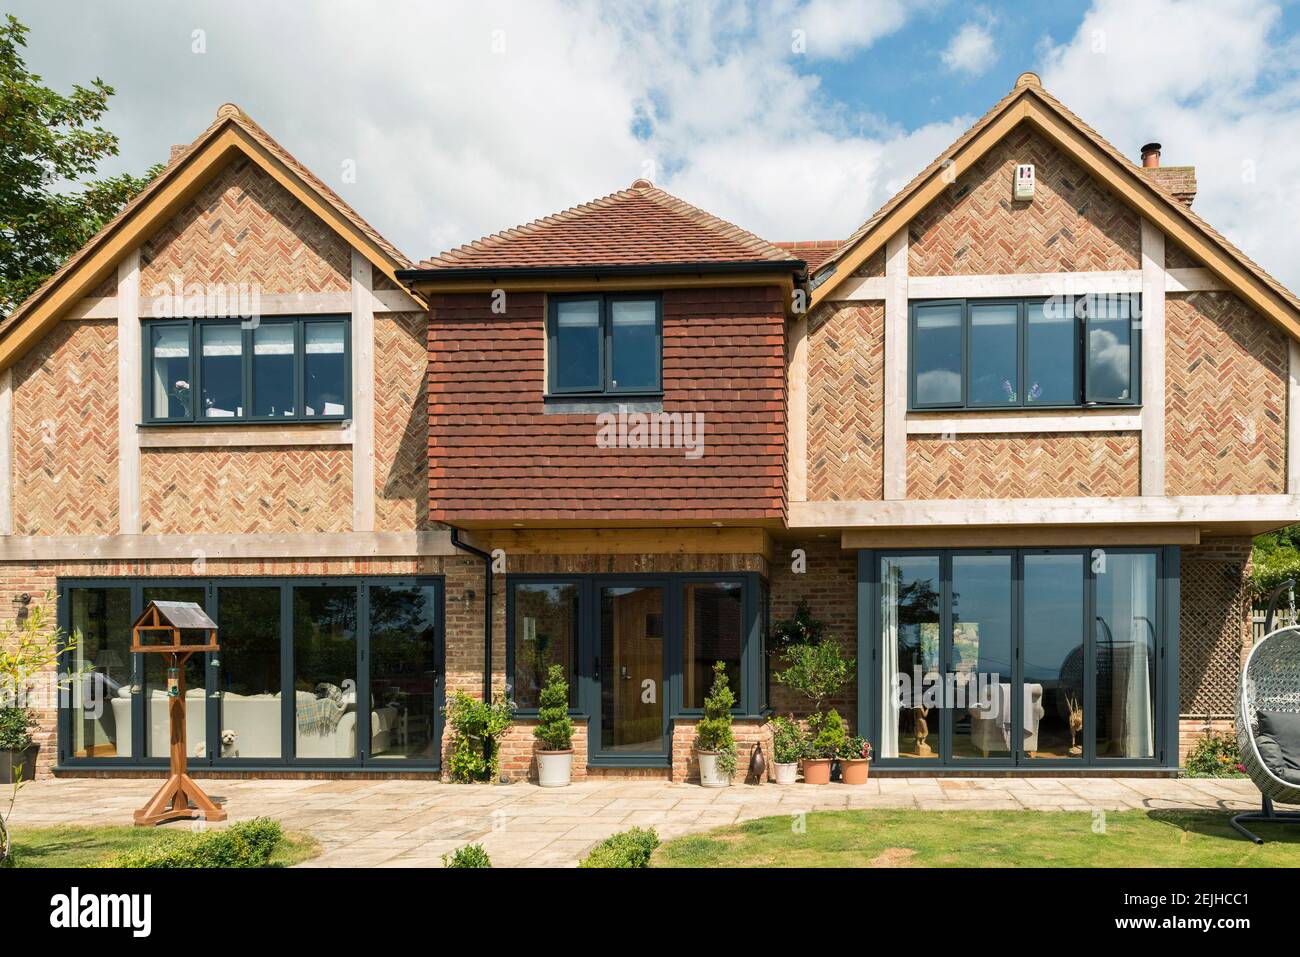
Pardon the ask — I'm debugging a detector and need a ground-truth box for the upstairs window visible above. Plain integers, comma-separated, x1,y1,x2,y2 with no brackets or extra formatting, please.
144,317,350,423
909,295,1139,410
547,294,661,395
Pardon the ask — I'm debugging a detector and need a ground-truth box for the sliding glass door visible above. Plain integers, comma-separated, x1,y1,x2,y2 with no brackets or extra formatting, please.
871,548,1171,767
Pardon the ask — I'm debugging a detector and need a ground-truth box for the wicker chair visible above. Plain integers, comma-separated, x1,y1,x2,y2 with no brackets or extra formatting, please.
1232,624,1300,843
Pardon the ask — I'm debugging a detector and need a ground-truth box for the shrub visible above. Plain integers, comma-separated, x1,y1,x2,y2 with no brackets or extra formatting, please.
1184,729,1245,778
694,661,736,775
0,707,37,751
770,599,825,654
578,827,659,868
442,843,491,868
533,664,574,751
775,640,853,715
839,735,872,762
767,714,806,764
106,818,283,868
444,690,515,783
807,709,847,760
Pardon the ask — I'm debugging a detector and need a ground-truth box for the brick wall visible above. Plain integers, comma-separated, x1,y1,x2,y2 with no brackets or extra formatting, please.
906,432,1140,499
375,312,431,531
807,301,884,501
909,124,1140,275
1166,292,1287,496
426,287,787,522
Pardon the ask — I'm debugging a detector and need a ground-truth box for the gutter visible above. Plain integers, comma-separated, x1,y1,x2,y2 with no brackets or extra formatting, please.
396,258,807,284
449,527,493,701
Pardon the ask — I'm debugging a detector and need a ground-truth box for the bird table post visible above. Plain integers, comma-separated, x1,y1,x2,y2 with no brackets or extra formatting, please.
129,600,227,826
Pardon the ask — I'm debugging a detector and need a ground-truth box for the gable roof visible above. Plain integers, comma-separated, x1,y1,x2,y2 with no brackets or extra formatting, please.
409,181,799,275
0,103,413,371
775,240,840,271
810,73,1300,339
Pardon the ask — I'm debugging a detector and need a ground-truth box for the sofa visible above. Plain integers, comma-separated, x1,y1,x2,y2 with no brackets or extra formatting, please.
967,682,1045,756
106,688,396,759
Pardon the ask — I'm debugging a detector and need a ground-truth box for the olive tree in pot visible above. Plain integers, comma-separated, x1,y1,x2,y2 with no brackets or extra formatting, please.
0,602,82,787
767,715,806,785
695,661,737,787
774,638,852,785
534,664,575,787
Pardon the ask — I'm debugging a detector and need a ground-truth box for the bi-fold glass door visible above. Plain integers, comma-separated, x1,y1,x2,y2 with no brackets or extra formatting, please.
873,548,1165,767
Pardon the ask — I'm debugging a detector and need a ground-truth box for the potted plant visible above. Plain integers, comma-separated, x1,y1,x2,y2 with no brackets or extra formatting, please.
774,638,853,786
533,664,574,787
695,661,737,787
803,709,846,785
767,714,805,785
839,735,873,785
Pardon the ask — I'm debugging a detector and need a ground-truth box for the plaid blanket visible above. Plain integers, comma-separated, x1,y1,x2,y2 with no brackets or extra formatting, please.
296,691,345,736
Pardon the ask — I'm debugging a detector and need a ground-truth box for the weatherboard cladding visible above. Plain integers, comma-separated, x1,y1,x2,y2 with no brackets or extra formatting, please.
426,288,786,521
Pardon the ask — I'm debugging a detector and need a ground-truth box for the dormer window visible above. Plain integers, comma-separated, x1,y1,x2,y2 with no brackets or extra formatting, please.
143,316,350,423
547,294,662,396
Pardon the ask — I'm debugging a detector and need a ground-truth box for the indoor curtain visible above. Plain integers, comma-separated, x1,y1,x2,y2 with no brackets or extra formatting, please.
881,561,900,759
1125,556,1156,757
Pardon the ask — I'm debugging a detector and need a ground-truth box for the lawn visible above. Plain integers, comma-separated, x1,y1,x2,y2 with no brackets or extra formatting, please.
653,809,1300,868
7,825,320,868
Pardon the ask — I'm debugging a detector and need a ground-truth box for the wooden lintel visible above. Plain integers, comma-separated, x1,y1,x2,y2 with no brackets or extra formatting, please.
841,525,1201,549
484,527,773,561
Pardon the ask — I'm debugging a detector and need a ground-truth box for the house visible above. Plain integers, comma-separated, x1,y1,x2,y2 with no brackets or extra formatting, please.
6,73,1296,780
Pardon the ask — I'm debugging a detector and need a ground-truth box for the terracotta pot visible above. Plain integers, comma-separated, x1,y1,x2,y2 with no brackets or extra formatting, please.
801,757,832,785
840,758,870,785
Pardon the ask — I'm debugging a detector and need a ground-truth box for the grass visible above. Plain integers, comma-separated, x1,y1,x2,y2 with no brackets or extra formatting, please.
8,824,320,868
653,809,1300,868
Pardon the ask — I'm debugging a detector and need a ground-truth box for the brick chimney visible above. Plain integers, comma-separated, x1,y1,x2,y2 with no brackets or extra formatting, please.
169,144,187,163
1139,142,1197,207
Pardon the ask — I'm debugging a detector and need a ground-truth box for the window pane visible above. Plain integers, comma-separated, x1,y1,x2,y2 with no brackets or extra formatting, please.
967,303,1019,405
880,556,941,759
553,299,601,391
293,586,357,759
913,304,962,405
951,555,1013,759
1095,552,1158,758
253,323,296,417
369,584,439,761
512,582,578,709
1023,554,1085,759
201,324,243,418
1026,300,1077,405
1085,294,1135,402
683,581,743,710
142,586,206,759
609,299,659,392
150,326,192,420
304,322,346,417
68,587,133,759
217,586,282,759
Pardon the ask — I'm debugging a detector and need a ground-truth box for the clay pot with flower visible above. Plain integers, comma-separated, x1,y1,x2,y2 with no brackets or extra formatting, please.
838,735,873,785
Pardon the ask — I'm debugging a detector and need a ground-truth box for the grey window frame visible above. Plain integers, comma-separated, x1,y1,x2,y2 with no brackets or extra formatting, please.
908,295,1141,410
546,293,663,397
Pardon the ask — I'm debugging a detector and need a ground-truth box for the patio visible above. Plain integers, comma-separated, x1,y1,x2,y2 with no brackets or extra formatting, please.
8,775,1266,867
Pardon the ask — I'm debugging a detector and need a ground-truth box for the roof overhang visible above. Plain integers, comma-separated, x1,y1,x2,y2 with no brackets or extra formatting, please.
400,259,803,297
0,114,418,372
809,83,1300,340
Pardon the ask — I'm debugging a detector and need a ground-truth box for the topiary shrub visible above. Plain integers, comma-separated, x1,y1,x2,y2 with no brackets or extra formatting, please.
442,843,491,868
444,690,515,783
807,708,847,759
533,664,573,751
578,827,659,868
694,660,736,775
1183,729,1245,777
767,714,806,764
105,818,283,868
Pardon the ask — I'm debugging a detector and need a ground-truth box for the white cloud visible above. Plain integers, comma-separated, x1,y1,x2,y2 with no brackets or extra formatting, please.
942,20,997,76
1038,0,1300,287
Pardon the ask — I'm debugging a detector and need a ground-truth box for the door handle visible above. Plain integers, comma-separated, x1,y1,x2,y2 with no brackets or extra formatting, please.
594,658,600,681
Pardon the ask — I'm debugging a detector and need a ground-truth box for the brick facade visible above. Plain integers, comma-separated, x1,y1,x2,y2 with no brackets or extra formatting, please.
807,302,884,501
906,432,1140,499
426,287,787,523
374,312,432,532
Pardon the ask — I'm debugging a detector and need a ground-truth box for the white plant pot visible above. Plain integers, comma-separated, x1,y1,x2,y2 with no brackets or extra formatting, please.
773,761,799,785
697,750,733,788
536,750,573,788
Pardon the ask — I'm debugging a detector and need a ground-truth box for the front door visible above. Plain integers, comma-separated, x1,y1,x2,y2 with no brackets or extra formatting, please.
594,582,667,758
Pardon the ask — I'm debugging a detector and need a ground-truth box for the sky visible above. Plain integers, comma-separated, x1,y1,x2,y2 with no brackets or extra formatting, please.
9,0,1300,285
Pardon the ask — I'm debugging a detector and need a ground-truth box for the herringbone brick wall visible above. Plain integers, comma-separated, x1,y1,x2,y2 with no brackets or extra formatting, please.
852,248,885,278
1166,241,1199,270
807,301,884,501
906,432,1140,499
140,446,352,533
909,125,1140,275
140,158,350,294
11,320,119,535
1166,291,1287,495
375,312,431,531
1179,538,1252,716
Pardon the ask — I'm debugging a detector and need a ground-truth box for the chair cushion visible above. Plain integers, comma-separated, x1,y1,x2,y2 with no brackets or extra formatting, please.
1256,711,1300,776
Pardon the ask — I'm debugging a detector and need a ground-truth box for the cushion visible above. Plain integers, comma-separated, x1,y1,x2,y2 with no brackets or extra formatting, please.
1256,710,1300,776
